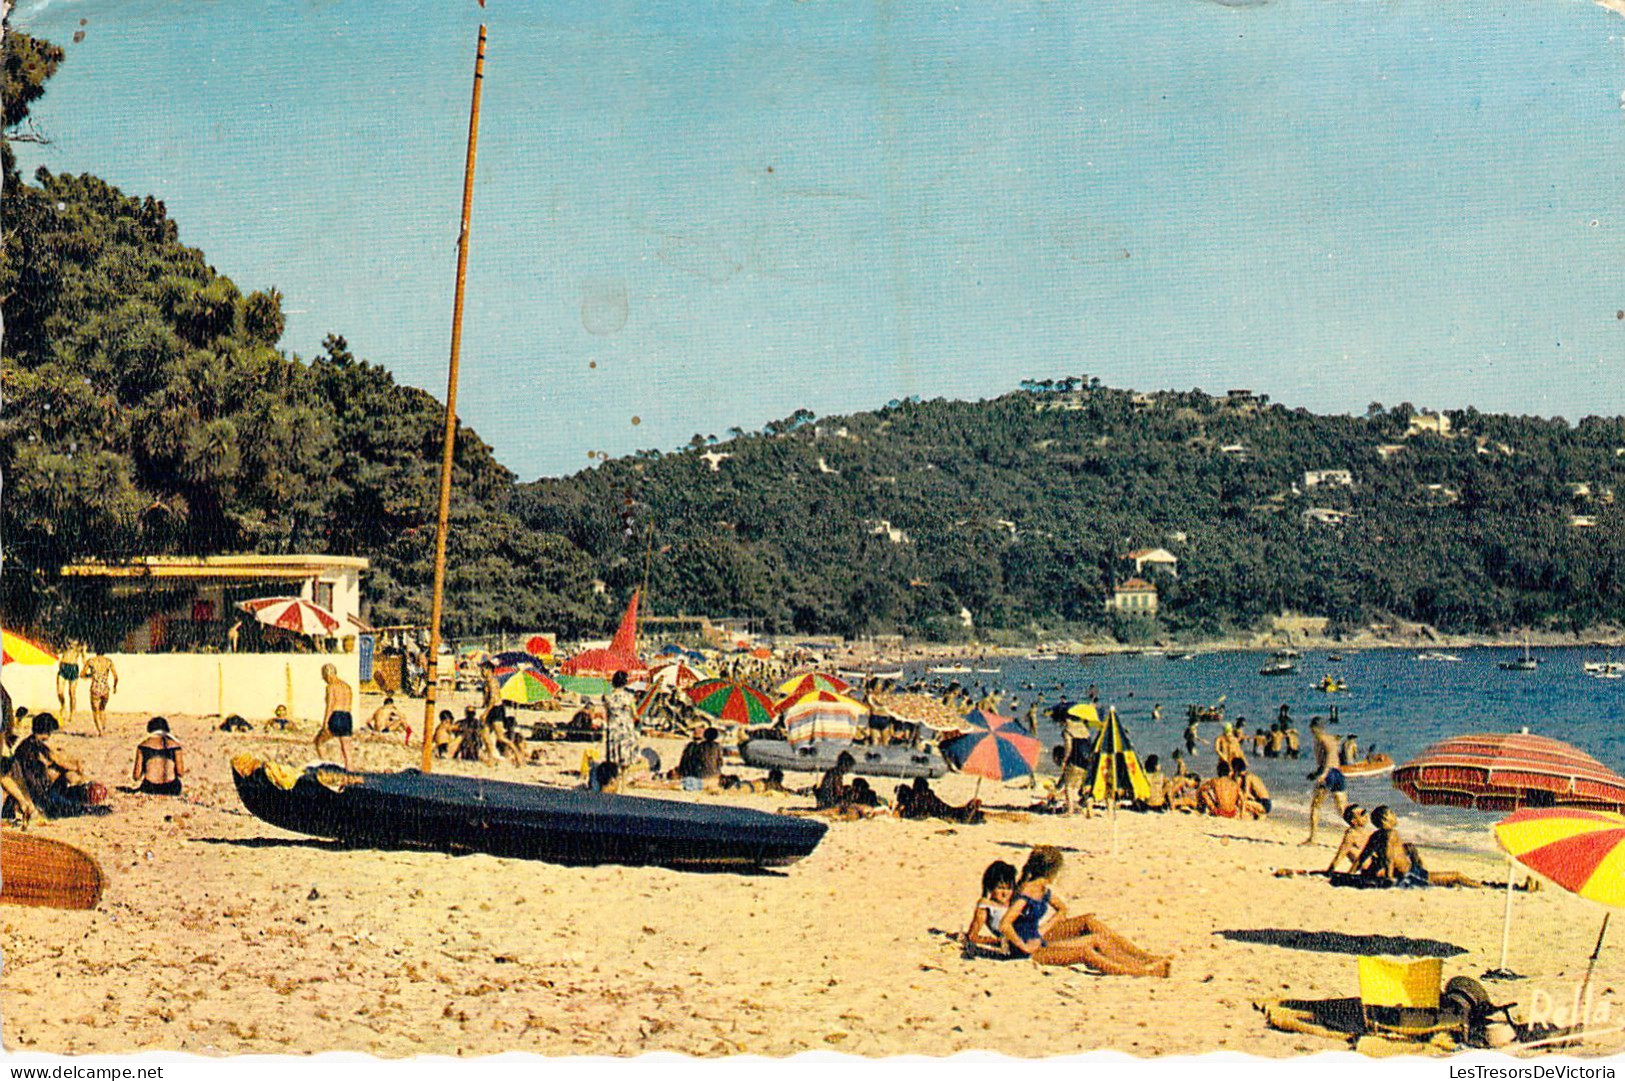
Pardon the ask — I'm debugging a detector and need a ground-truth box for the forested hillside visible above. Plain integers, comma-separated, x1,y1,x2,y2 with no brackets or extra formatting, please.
516,387,1625,642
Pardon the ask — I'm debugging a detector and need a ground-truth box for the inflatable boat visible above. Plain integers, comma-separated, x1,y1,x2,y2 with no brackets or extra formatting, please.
740,739,948,779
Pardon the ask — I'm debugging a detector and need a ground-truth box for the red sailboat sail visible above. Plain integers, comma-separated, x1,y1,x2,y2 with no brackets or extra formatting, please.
561,590,648,677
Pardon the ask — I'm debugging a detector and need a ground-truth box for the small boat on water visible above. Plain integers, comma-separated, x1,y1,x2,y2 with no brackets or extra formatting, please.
1260,660,1296,676
740,740,948,779
975,667,1001,674
1272,648,1301,660
1326,653,1344,663
231,755,826,869
1499,641,1538,672
928,665,972,674
1166,652,1196,661
1416,652,1463,662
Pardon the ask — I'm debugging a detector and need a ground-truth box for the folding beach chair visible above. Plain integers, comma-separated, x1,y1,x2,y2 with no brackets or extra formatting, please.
1356,956,1465,1041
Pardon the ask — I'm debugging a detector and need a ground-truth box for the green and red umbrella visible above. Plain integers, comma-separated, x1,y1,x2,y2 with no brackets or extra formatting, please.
686,678,777,726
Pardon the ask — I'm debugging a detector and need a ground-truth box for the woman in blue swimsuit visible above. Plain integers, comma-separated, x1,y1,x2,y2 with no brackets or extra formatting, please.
998,846,1171,977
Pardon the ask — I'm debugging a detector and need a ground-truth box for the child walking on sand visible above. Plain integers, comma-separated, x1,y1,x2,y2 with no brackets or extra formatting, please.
998,845,1171,976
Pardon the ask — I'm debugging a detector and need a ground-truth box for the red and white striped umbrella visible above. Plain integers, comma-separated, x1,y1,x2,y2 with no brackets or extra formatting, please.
1394,732,1625,813
239,596,341,637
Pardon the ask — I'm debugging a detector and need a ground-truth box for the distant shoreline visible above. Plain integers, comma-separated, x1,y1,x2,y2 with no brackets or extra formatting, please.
828,628,1625,667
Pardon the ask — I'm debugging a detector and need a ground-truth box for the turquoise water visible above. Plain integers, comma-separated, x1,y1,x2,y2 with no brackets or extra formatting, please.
902,648,1625,854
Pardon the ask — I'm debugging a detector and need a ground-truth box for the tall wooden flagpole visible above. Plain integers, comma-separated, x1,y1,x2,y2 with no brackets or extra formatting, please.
422,23,487,773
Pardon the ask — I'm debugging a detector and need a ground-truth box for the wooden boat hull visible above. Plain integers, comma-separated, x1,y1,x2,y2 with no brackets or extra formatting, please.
741,739,948,778
231,756,825,869
1,832,104,910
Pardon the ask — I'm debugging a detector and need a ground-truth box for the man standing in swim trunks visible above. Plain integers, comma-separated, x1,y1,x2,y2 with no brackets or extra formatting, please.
1301,717,1347,845
56,641,84,725
82,650,118,736
313,663,355,770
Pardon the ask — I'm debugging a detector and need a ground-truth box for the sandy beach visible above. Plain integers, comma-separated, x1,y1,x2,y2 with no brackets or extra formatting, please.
2,696,1620,1058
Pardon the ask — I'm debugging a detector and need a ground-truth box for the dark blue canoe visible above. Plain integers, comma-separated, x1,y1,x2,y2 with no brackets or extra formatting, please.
230,755,825,869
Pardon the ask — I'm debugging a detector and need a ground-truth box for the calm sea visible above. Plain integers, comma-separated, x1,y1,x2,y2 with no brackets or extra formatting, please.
898,647,1625,855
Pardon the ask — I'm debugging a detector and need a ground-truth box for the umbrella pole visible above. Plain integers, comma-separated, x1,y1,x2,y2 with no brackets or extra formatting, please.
1578,913,1611,1015
1486,858,1520,980
419,23,487,774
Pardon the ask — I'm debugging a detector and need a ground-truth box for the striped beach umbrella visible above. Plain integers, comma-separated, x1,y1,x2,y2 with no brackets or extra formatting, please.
1495,808,1625,999
686,678,777,726
239,596,340,637
1394,732,1625,813
1088,708,1150,804
780,690,866,745
496,668,560,705
1,629,56,666
941,709,1041,783
776,672,853,699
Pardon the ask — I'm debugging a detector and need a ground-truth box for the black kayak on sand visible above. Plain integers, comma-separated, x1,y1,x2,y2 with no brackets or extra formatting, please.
230,755,825,869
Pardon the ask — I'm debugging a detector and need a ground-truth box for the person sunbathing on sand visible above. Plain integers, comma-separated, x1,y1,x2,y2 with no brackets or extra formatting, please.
997,846,1170,976
896,777,982,823
963,860,1018,958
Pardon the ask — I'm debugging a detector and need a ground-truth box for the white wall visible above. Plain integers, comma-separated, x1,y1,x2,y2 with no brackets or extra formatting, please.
1,653,361,724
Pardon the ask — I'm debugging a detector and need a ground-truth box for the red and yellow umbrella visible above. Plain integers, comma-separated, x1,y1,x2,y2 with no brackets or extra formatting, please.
1496,807,1625,906
686,678,776,726
776,671,853,699
1496,807,1625,999
780,690,867,745
1,629,56,666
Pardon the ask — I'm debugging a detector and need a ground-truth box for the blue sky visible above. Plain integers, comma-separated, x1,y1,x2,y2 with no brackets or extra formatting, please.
13,0,1625,479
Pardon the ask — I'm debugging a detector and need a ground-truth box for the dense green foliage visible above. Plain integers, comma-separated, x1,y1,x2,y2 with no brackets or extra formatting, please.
516,388,1625,641
1,32,602,644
